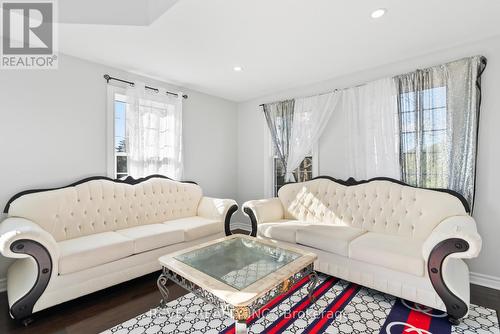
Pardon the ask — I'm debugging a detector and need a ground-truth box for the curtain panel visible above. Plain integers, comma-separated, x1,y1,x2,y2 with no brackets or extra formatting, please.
260,55,486,212
287,92,340,181
126,83,183,180
263,100,295,178
344,78,400,180
395,55,487,210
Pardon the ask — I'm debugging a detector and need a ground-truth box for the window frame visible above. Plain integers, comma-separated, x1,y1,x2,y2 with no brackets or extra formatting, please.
263,123,319,198
106,85,128,179
398,86,448,188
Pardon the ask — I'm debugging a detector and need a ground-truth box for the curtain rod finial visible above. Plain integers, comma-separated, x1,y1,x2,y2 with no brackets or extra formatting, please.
103,74,111,83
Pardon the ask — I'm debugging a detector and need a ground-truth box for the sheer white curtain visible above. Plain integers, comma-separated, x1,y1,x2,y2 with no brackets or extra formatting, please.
286,91,341,181
126,82,183,179
345,78,400,180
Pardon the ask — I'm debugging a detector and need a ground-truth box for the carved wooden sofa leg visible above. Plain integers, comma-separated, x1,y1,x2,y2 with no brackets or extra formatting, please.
21,317,35,327
224,204,239,236
427,238,470,325
243,207,258,237
9,239,53,325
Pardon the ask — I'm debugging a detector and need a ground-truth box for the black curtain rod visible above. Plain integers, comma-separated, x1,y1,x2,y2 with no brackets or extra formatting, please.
103,74,188,99
258,88,344,108
260,56,487,108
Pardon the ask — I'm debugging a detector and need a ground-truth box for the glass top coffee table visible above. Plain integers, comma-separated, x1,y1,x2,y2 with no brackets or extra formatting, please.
157,234,318,334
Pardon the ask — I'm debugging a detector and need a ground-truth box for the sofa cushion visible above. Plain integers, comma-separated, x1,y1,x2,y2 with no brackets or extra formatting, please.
349,232,425,276
116,224,185,253
58,232,134,275
257,220,309,243
163,216,222,241
296,225,366,257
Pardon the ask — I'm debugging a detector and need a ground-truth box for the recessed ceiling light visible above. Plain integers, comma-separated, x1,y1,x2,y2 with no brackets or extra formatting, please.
233,66,243,72
371,8,387,19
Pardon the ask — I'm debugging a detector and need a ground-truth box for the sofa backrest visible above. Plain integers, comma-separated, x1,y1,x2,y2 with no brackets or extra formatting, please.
6,176,203,241
278,177,468,240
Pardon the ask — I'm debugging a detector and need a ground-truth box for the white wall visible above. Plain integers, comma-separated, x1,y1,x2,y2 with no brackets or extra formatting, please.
237,36,500,283
1,36,499,289
0,54,237,279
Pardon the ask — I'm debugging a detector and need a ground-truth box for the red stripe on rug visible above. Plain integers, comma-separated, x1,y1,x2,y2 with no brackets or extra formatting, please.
248,276,310,323
404,309,432,332
306,284,360,334
264,277,338,334
220,275,310,334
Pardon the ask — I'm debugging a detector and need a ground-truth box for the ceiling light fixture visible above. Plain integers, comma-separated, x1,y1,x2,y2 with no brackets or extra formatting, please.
233,66,243,72
371,8,387,19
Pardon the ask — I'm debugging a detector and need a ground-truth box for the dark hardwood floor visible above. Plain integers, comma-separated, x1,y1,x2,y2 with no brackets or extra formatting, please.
2,273,498,334
0,230,498,333
0,271,186,334
471,283,500,318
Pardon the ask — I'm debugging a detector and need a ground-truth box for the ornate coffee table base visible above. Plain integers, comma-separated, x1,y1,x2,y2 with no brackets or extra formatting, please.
157,274,170,309
156,265,319,334
307,271,319,302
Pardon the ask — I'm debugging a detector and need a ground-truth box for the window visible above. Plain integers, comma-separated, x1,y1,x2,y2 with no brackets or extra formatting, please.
264,111,317,197
114,93,128,179
273,155,313,196
399,86,447,188
107,84,183,180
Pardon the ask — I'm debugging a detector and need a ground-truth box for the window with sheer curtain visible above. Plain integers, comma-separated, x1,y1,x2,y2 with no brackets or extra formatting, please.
263,93,339,196
395,56,486,210
263,56,485,211
273,155,312,196
108,83,183,180
113,93,129,179
266,108,313,196
399,86,448,188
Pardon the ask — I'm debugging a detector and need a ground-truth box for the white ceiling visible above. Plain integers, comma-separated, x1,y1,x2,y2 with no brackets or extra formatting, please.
58,0,500,102
58,0,179,25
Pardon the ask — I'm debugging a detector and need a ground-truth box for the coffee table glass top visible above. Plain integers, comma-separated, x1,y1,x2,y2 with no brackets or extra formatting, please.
174,236,301,290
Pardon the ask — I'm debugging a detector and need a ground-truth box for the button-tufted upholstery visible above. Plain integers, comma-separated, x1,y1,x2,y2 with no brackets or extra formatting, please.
8,178,203,241
243,176,481,320
277,178,466,240
0,176,238,319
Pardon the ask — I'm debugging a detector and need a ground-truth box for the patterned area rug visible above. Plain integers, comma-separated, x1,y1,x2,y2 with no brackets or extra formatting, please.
103,275,499,334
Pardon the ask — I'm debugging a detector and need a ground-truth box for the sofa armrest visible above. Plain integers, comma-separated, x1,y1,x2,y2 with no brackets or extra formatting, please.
197,197,238,236
0,217,59,261
242,198,284,237
0,217,59,320
423,215,481,260
423,215,481,324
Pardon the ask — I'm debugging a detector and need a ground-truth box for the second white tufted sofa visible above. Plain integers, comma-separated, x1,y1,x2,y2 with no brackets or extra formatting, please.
243,176,481,324
0,175,238,322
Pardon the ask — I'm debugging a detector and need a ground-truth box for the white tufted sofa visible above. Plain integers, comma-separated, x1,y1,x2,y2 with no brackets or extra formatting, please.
242,176,481,324
0,175,237,322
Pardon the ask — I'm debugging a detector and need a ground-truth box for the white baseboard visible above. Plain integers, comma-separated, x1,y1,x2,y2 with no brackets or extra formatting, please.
470,272,500,290
0,277,6,293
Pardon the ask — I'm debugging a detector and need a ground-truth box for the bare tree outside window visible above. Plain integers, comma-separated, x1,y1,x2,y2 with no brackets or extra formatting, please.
399,87,447,188
273,156,313,196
